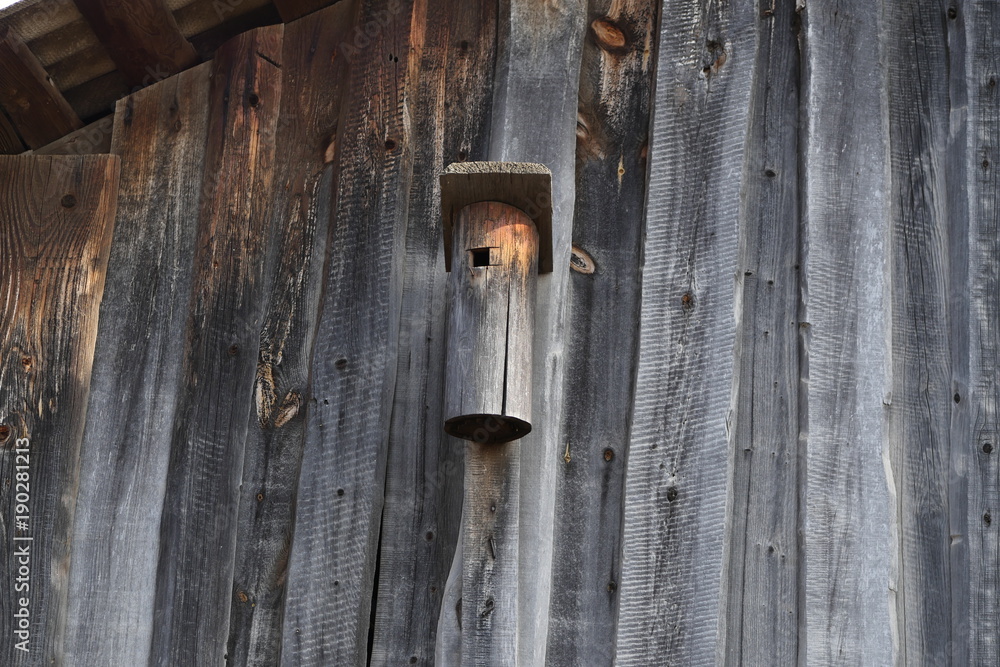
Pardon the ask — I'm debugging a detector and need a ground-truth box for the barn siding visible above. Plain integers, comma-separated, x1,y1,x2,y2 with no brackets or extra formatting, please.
0,0,998,665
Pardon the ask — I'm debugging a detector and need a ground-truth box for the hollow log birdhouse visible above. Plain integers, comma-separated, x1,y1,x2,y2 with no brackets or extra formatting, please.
440,162,552,444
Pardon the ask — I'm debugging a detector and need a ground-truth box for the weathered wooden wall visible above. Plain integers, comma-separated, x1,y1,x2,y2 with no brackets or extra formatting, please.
1,0,999,665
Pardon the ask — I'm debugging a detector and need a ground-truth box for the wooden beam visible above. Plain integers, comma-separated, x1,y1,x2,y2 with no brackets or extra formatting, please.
0,25,82,149
272,0,343,23
73,0,199,87
0,154,119,665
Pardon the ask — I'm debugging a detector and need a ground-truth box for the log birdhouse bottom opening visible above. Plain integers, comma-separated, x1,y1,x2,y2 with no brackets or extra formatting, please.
444,412,531,444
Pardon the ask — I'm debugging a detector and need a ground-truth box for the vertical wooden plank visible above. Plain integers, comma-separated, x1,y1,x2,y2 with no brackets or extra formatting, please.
62,64,212,667
0,108,24,154
225,4,354,665
884,2,960,664
0,154,118,665
149,25,284,666
613,0,756,663
720,0,801,664
800,0,893,663
371,0,497,661
544,0,656,664
484,2,587,663
279,1,417,664
945,4,971,665
966,0,1000,663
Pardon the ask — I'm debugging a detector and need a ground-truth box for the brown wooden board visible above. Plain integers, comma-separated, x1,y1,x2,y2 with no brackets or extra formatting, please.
278,1,417,664
884,1,962,664
0,154,119,665
225,4,354,664
719,1,801,664
61,64,211,666
966,0,1000,663
148,24,284,666
800,0,893,662
614,0,756,662
0,25,82,148
544,1,657,664
273,0,343,22
369,0,497,660
0,108,24,153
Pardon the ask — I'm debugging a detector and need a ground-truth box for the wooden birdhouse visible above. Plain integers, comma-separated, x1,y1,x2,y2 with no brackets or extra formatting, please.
440,162,553,444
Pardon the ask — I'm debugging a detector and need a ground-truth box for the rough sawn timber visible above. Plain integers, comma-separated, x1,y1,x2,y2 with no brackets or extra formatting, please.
370,0,499,661
719,0,801,663
545,0,657,663
225,4,354,665
149,24,284,666
279,0,416,664
614,0,755,663
0,154,119,666
800,0,893,663
63,63,212,667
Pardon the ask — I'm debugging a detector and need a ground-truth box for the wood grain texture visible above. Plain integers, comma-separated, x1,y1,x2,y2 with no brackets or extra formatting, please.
225,4,353,665
149,25,284,666
800,0,893,663
544,1,656,664
32,115,113,155
884,2,961,664
0,154,119,665
272,0,342,22
73,0,199,86
485,1,588,662
279,1,416,664
448,202,538,664
614,0,755,663
0,25,82,148
719,1,800,664
369,0,498,660
966,0,1000,663
0,108,24,153
62,63,212,667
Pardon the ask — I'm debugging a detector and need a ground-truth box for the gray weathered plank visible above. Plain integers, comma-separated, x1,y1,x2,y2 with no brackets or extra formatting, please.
63,63,212,667
966,0,1000,663
370,1,498,661
226,4,354,665
884,1,959,664
545,0,656,664
719,0,800,664
0,154,119,665
614,0,756,663
486,1,588,662
279,1,417,664
149,24,285,666
800,0,893,663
